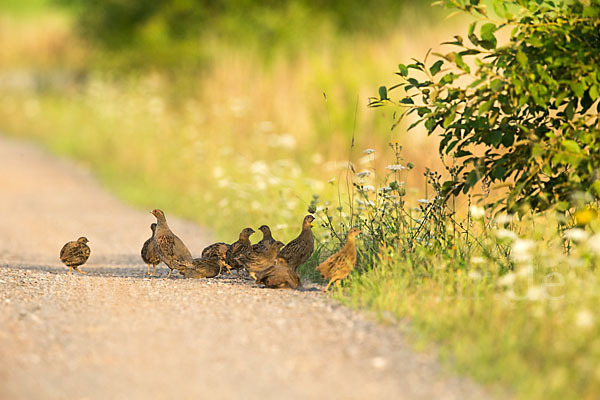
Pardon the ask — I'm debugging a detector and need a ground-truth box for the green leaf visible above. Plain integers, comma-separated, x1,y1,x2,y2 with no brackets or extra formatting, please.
556,201,570,212
398,64,409,77
479,100,493,114
491,166,507,179
466,170,479,189
516,50,528,68
379,86,388,100
454,53,470,74
429,60,444,76
562,140,581,154
468,22,479,46
590,85,599,101
480,23,497,49
443,108,456,128
592,181,600,196
571,82,585,98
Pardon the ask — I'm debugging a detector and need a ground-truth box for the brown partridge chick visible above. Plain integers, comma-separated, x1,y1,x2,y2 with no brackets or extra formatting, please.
238,241,285,275
151,209,194,278
60,237,91,274
254,257,300,289
141,223,161,276
201,242,230,274
317,228,361,292
251,225,276,254
184,257,221,278
279,215,315,272
225,227,255,277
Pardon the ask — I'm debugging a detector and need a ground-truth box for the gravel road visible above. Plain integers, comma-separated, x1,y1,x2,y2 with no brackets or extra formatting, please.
0,136,489,400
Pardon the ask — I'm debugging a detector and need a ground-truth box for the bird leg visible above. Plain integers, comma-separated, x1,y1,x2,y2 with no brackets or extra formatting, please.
223,263,232,275
147,263,151,275
151,264,158,276
323,279,334,292
167,268,173,278
69,267,72,275
73,267,87,274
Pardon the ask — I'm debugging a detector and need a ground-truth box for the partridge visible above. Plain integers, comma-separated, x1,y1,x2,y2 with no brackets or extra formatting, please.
317,228,361,291
254,257,300,289
251,225,276,254
225,227,254,277
184,257,221,278
60,237,91,274
238,241,284,275
141,223,160,276
151,209,194,278
279,215,315,272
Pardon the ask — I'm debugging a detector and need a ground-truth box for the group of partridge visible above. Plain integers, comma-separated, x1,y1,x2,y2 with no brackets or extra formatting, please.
59,209,361,291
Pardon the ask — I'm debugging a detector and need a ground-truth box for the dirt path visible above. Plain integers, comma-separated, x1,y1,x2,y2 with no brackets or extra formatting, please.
0,136,489,400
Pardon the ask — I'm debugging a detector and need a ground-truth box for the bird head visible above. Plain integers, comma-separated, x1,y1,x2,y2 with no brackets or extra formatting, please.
258,225,272,236
303,215,315,229
151,209,166,222
77,237,89,244
150,223,157,232
240,227,255,239
347,228,362,239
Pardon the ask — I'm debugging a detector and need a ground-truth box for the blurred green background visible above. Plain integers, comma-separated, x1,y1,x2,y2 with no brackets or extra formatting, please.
0,0,449,239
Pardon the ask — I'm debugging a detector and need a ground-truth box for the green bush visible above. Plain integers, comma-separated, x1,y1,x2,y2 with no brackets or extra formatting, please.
372,0,600,214
55,0,418,68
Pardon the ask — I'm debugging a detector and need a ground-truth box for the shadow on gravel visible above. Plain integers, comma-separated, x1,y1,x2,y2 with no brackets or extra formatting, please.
1,264,325,290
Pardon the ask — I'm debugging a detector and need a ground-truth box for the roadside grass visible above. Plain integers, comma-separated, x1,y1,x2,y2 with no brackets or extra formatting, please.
322,148,600,400
2,5,599,400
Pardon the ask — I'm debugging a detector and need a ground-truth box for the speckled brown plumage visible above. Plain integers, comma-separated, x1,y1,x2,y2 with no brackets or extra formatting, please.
251,225,276,254
238,240,285,275
184,257,221,278
317,228,361,291
141,223,161,276
253,257,300,289
151,209,194,278
225,227,255,277
279,215,315,272
60,237,91,274
201,242,230,274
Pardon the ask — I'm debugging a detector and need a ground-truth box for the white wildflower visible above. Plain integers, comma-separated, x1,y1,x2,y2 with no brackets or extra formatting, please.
575,309,595,329
379,186,392,193
468,270,482,280
469,205,485,219
498,272,516,287
564,228,589,243
494,213,514,225
212,166,224,179
359,185,375,192
257,120,275,133
516,264,534,277
526,286,544,301
386,164,406,171
270,133,296,149
470,256,486,264
588,234,600,255
363,148,375,154
357,199,375,207
511,239,535,263
495,229,518,241
417,199,431,205
250,160,269,176
356,170,371,178
359,154,375,165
